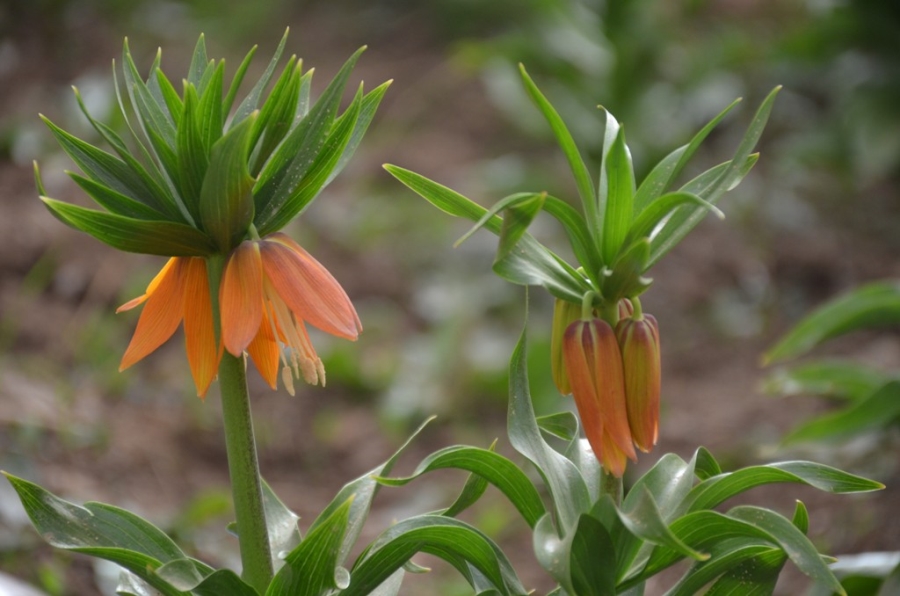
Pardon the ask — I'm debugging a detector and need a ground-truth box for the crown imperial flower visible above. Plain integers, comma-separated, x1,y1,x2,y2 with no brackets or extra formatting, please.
562,317,637,477
616,314,661,453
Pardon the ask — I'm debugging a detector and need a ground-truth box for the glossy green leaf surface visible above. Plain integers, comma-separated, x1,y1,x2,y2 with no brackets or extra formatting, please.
260,479,301,572
42,198,215,256
764,281,900,364
600,126,635,265
375,445,546,528
534,513,616,596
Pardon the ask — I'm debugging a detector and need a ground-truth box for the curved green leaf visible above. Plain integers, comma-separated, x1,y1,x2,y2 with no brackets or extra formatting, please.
600,126,635,264
665,542,782,596
249,55,302,176
764,282,900,364
729,505,845,595
176,85,208,222
231,29,289,128
260,479,301,572
625,191,723,249
267,498,352,596
3,473,190,596
375,445,546,528
454,192,541,249
602,238,652,302
42,197,215,256
541,196,602,286
763,360,890,401
68,172,166,220
681,461,884,514
704,547,786,596
323,80,392,187
508,329,591,532
344,515,526,596
534,513,616,596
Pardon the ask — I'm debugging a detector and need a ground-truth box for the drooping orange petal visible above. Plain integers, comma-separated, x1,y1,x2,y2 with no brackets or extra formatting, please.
599,427,630,479
119,258,187,370
260,233,361,340
116,257,179,313
182,257,222,398
587,321,636,462
246,303,280,389
220,242,264,356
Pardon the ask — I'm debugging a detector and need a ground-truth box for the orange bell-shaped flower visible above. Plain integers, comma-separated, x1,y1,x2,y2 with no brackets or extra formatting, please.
562,318,637,477
617,314,661,453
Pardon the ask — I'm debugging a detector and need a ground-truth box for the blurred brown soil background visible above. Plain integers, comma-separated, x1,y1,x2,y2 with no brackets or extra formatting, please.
1,1,899,594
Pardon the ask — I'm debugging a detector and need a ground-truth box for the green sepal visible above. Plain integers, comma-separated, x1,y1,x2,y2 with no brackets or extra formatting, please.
42,197,215,256
764,281,900,364
600,124,636,265
344,515,527,596
253,46,365,229
266,498,352,596
374,445,546,528
198,113,257,252
256,82,363,236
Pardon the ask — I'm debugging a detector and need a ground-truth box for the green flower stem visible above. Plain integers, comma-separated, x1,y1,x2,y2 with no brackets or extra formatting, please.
600,469,623,506
219,353,274,591
207,254,273,591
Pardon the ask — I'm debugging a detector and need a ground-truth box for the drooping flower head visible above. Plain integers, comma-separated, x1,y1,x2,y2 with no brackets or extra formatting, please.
35,32,389,396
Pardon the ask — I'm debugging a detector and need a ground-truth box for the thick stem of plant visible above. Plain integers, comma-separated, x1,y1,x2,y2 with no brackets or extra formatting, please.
207,254,273,591
219,353,274,590
600,469,623,506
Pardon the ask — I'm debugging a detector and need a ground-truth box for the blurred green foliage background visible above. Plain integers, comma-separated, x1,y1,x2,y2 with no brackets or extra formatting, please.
0,0,898,594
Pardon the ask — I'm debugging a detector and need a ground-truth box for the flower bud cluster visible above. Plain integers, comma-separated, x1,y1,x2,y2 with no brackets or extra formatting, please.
554,298,661,477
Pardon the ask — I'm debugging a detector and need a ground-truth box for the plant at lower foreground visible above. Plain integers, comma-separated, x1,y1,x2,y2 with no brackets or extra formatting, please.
384,67,885,593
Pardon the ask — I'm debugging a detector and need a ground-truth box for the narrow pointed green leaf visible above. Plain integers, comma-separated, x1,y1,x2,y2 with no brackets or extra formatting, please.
323,80,392,187
665,542,782,596
375,445,546,528
296,69,313,121
518,65,596,220
187,34,209,88
154,68,183,127
249,56,302,175
256,85,362,235
123,39,177,149
693,447,723,480
68,172,166,220
232,28,289,127
634,98,742,214
344,515,526,596
618,487,708,563
198,113,256,251
42,197,214,255
792,500,809,534
385,165,588,301
783,381,900,444
176,84,207,222
647,88,778,268
729,505,846,595
681,461,884,515
704,547,786,596
763,360,890,401
196,60,225,149
534,512,616,596
440,461,490,519
254,47,365,225
508,329,591,533
764,282,900,364
306,416,435,569
541,196,602,286
454,192,541,248
3,473,190,596
267,498,352,596
223,45,258,118
498,193,547,263
601,126,636,264
41,115,174,217
625,191,724,248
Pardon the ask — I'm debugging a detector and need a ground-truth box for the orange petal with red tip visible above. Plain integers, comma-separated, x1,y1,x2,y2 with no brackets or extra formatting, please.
182,257,222,398
246,304,280,389
119,258,187,370
261,233,361,340
117,257,179,313
220,242,264,356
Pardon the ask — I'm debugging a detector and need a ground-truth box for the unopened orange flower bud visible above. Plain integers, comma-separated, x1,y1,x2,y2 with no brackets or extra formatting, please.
616,314,661,453
617,298,634,320
562,318,637,477
551,299,582,395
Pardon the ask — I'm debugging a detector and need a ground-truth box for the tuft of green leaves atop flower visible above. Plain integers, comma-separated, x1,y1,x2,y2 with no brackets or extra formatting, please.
34,30,391,257
386,65,778,313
